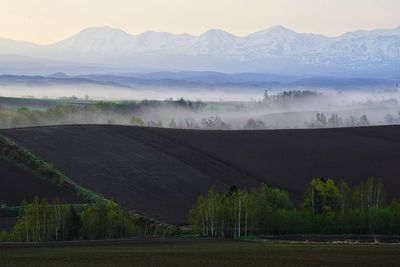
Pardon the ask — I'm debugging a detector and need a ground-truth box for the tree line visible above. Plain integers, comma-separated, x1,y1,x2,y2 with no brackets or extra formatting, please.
263,90,322,105
304,113,370,128
188,178,400,238
132,112,400,131
0,197,174,242
2,101,400,130
0,98,206,129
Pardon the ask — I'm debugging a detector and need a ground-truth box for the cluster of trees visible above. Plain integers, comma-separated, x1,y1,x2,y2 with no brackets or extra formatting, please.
0,106,63,128
188,178,400,238
188,186,292,238
130,115,233,130
263,90,322,105
129,112,378,131
131,116,269,131
2,99,400,131
383,112,400,125
94,99,205,114
130,117,164,128
304,113,370,128
243,118,267,130
0,98,206,129
165,98,206,110
201,116,231,130
1,197,174,242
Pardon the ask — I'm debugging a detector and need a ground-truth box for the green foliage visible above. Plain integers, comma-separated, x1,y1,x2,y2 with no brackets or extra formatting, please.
177,228,201,238
303,178,341,214
0,231,11,242
0,99,206,129
188,178,400,238
188,185,292,238
9,197,176,242
130,116,144,126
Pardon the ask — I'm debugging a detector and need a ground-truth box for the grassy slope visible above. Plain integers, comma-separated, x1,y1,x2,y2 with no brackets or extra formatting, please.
0,240,399,267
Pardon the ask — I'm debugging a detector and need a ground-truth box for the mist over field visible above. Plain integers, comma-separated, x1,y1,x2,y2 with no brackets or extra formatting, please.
2,21,400,131
0,84,263,102
1,80,400,130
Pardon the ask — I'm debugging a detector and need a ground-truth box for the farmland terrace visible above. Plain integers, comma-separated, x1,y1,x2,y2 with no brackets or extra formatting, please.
1,125,400,224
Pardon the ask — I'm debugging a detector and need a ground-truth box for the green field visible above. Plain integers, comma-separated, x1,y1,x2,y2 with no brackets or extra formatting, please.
0,240,399,267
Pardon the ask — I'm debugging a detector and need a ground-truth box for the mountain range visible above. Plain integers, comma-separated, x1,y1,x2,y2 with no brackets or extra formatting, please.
1,25,400,78
1,71,398,92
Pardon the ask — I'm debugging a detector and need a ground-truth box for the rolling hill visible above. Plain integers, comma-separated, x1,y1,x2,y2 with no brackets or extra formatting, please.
0,159,78,205
1,125,400,224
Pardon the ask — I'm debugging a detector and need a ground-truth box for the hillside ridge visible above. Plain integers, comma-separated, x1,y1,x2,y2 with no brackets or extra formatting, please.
2,125,400,224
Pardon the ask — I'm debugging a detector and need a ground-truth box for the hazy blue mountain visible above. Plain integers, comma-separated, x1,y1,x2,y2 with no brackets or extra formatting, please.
0,38,40,56
2,71,398,91
0,74,130,88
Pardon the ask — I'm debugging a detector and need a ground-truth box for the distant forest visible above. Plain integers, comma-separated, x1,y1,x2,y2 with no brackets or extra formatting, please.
1,92,400,130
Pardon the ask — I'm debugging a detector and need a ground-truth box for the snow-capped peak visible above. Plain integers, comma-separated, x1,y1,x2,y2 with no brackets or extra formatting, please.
1,25,400,76
178,29,240,55
46,26,136,53
0,38,39,55
342,26,400,39
133,31,194,51
201,29,238,38
246,25,295,38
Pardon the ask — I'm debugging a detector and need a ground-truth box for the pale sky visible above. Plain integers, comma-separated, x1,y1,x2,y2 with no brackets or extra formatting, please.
1,0,399,44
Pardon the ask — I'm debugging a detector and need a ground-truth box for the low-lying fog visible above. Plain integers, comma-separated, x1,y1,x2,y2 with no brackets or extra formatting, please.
0,84,263,102
1,84,400,130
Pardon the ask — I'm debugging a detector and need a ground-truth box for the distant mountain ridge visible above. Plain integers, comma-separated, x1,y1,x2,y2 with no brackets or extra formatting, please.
1,25,400,78
1,72,398,91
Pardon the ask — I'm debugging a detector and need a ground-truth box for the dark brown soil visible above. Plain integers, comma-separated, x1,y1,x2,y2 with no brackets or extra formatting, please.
151,125,400,202
2,125,400,224
0,159,79,206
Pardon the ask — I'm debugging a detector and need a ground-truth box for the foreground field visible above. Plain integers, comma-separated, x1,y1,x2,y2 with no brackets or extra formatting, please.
0,240,399,267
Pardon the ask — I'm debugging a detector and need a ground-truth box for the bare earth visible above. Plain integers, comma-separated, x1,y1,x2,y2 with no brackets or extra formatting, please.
1,125,400,224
